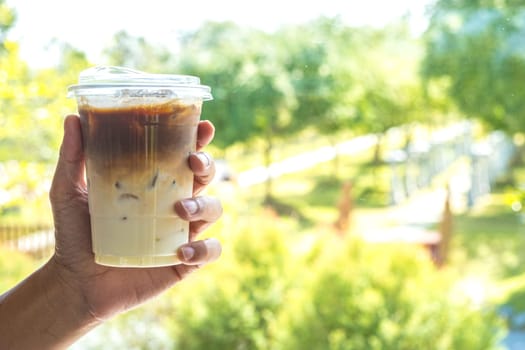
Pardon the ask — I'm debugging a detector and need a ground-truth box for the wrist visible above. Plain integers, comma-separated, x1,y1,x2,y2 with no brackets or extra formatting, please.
0,257,101,349
43,256,102,341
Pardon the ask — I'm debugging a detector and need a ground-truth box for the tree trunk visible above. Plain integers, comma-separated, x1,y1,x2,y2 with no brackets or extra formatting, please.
330,138,340,179
373,133,383,165
403,124,414,152
264,123,274,203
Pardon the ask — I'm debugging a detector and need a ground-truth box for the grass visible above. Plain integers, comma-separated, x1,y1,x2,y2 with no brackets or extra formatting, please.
445,159,525,322
234,153,392,231
453,199,525,279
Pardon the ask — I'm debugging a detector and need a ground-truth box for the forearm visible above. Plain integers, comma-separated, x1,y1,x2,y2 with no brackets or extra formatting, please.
0,259,99,349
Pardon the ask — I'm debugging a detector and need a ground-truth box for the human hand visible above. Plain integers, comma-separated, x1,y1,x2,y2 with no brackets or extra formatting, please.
48,114,222,322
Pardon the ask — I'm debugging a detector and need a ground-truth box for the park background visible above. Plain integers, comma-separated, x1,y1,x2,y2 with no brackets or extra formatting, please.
2,0,525,349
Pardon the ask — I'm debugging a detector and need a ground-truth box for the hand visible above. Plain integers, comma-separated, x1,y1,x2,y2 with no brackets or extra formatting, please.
49,114,222,322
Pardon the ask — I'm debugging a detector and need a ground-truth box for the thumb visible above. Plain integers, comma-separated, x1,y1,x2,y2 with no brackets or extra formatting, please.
50,115,87,207
50,115,92,267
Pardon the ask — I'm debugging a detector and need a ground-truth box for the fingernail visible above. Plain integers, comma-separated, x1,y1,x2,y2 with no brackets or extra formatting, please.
179,246,195,261
197,152,211,168
181,199,199,215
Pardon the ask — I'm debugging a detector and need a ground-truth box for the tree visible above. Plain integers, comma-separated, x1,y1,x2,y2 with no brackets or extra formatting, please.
275,18,355,175
0,42,89,162
277,18,349,133
103,31,174,72
176,22,296,200
423,0,525,134
0,0,15,52
0,34,89,220
175,22,266,149
349,23,426,163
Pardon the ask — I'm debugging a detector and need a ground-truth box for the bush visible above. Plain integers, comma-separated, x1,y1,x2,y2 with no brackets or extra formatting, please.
160,211,504,350
270,238,504,350
164,210,291,350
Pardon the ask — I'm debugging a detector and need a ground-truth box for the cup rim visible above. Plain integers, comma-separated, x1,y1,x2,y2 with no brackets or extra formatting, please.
67,66,213,101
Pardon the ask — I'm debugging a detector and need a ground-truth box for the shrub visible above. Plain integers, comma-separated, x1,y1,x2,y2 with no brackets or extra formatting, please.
164,210,292,350
270,237,505,350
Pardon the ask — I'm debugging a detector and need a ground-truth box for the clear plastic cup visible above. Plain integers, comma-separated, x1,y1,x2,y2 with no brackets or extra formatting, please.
67,66,213,267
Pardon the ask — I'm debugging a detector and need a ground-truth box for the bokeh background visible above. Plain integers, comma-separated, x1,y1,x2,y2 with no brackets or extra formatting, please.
2,0,525,349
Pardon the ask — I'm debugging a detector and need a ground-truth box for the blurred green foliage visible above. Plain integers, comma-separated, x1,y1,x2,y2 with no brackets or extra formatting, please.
0,0,14,52
0,41,89,221
0,247,36,293
172,19,428,173
424,0,525,134
80,210,503,349
0,161,54,221
0,42,88,162
271,240,502,350
0,3,88,222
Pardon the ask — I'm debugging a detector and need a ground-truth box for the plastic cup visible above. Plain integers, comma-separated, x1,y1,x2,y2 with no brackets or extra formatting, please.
67,66,213,267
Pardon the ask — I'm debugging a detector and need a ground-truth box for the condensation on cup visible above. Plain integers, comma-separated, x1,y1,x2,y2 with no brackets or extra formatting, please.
67,66,213,267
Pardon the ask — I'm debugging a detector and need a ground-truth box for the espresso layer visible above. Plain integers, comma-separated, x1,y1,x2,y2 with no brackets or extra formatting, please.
79,101,201,173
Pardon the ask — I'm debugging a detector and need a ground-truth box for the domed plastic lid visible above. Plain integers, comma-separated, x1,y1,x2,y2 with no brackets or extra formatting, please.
67,66,213,100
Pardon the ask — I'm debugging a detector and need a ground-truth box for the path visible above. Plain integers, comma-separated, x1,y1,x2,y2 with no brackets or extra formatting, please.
236,134,378,187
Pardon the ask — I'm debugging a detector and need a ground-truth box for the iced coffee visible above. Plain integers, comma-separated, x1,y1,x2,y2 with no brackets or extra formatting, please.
68,66,213,267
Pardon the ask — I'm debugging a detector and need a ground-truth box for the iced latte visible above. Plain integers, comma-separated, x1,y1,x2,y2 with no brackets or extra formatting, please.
68,66,213,267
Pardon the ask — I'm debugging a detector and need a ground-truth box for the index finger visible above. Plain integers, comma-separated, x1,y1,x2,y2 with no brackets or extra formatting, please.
197,120,215,151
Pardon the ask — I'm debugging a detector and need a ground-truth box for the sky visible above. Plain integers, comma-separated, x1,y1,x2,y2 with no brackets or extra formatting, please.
6,0,433,68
